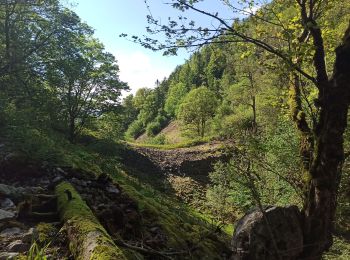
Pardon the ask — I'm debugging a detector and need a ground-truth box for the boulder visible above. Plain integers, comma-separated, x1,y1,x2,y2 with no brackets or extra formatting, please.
231,206,303,260
0,209,15,221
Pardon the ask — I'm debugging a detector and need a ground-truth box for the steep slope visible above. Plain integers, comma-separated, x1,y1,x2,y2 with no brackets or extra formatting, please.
0,140,231,259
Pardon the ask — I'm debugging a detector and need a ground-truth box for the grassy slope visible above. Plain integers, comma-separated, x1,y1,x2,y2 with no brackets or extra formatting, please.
5,128,230,258
113,170,231,259
135,120,185,145
4,126,349,259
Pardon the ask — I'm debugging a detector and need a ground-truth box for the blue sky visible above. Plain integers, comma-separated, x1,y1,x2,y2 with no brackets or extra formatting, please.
60,1,248,95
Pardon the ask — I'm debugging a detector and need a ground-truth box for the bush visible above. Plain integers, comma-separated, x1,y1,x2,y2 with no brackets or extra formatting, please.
10,127,64,163
86,138,121,157
148,134,167,145
146,121,162,137
125,119,144,139
145,114,169,137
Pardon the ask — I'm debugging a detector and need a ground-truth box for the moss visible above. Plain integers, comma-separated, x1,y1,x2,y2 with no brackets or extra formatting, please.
36,223,57,244
55,182,126,260
113,171,230,259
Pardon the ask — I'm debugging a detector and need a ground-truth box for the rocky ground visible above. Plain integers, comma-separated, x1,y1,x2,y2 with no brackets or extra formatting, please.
120,141,234,205
0,158,70,259
123,141,234,183
0,147,170,259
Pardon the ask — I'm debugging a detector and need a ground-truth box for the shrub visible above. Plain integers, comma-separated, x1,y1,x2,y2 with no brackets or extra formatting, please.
86,138,120,157
145,114,169,137
146,121,162,137
148,134,167,145
10,127,63,163
125,119,144,139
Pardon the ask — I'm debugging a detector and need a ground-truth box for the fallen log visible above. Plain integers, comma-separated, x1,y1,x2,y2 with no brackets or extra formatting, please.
55,181,126,260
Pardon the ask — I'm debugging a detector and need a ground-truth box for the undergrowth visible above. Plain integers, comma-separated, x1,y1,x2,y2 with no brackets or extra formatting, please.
126,136,212,150
3,124,349,259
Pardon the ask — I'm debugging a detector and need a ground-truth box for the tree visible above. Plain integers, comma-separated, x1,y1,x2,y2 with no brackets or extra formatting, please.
0,0,61,78
205,48,226,96
46,17,127,142
164,82,187,117
131,0,350,258
133,87,152,110
178,86,217,137
121,94,139,129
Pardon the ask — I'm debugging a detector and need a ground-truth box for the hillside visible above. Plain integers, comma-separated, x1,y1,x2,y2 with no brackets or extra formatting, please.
136,121,185,144
0,140,231,259
1,0,350,259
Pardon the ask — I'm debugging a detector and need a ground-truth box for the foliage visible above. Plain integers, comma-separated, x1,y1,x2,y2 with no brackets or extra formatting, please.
146,121,162,137
207,129,302,224
323,236,350,260
27,241,50,260
128,136,211,150
164,82,187,117
46,25,127,142
125,119,144,139
147,134,168,145
178,86,217,137
0,0,127,144
145,114,168,137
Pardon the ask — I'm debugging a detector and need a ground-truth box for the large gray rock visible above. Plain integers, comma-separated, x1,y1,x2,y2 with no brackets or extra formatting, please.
0,209,15,221
231,206,303,260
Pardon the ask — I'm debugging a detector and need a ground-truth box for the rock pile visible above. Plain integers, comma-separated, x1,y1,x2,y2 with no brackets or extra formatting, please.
0,187,40,259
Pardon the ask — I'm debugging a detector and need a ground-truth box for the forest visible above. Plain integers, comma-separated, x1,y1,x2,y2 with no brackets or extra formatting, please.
0,0,349,259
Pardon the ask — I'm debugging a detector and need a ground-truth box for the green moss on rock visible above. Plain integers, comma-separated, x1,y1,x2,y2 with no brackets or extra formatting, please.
55,182,126,260
113,171,230,259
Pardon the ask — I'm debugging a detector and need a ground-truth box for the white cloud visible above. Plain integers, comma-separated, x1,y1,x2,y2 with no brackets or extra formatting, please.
113,51,174,97
243,3,262,15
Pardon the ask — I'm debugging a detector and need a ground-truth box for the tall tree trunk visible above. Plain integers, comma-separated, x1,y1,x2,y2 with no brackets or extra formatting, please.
289,73,313,189
201,119,205,137
300,23,350,259
69,116,76,143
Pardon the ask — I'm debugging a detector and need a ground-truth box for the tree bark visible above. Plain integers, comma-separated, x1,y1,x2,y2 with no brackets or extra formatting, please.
300,23,350,259
55,182,127,260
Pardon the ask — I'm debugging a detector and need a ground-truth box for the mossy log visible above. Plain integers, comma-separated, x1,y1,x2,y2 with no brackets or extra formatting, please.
55,182,127,260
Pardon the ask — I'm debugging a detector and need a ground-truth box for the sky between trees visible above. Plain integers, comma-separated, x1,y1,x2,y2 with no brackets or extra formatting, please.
61,0,250,96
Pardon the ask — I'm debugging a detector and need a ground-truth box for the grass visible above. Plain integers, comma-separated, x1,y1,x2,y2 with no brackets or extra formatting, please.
126,137,212,150
112,169,231,259
27,241,50,260
323,236,350,259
